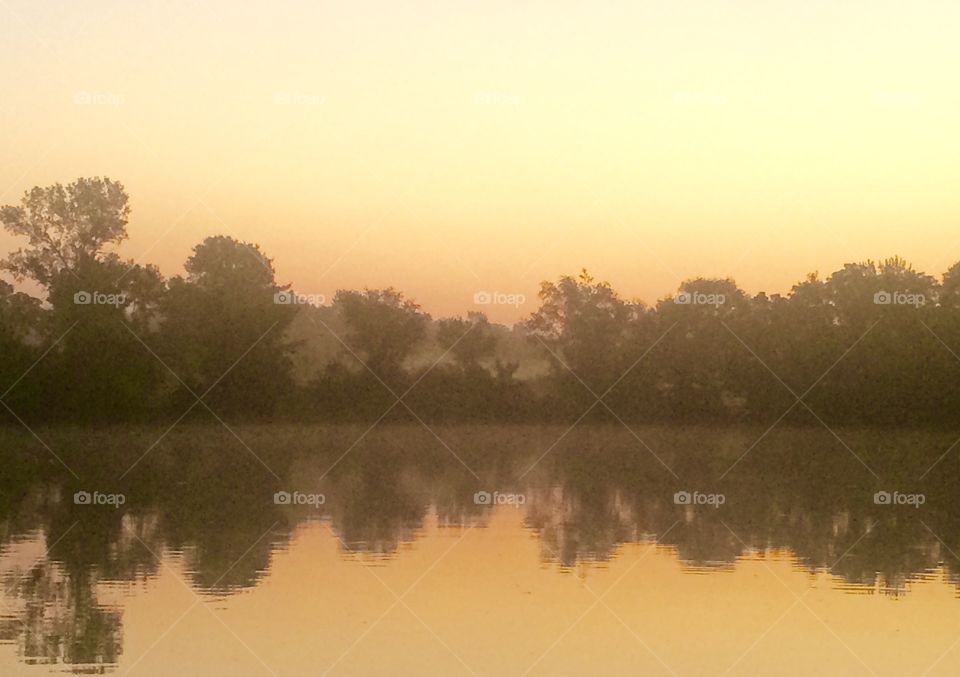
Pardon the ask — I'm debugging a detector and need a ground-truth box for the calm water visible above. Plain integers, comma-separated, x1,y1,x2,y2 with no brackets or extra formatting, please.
2,424,960,676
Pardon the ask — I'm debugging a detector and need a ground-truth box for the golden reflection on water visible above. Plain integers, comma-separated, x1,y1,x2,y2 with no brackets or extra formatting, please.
4,424,960,676
5,506,960,676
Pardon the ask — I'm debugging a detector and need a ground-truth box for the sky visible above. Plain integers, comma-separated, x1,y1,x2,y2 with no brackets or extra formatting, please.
2,0,960,322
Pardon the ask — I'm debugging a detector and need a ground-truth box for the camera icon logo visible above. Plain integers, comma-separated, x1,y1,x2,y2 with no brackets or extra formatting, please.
673,490,692,505
74,291,92,305
74,490,92,505
473,491,492,505
673,291,692,305
274,491,292,505
874,491,892,505
473,291,492,305
874,291,892,305
273,291,295,305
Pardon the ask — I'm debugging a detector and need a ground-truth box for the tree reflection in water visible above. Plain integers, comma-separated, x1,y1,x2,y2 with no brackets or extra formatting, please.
2,424,960,670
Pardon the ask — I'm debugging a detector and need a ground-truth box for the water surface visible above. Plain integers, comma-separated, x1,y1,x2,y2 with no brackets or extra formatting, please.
2,424,960,675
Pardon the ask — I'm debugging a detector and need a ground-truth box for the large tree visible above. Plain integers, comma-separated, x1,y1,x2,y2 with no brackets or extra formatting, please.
523,269,644,394
160,236,298,416
333,288,428,385
651,277,753,421
0,178,164,420
1,177,130,286
812,257,946,423
435,312,497,373
822,256,938,329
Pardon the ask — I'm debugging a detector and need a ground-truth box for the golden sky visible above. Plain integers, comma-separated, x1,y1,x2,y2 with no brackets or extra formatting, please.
2,0,960,322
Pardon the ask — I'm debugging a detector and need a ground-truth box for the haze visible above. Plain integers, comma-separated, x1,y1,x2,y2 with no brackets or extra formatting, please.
2,0,959,322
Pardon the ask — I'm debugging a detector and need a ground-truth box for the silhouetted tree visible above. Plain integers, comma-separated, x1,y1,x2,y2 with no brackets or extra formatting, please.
333,288,428,387
1,179,165,420
0,177,130,286
435,312,497,372
523,269,645,416
159,236,298,417
3,177,960,427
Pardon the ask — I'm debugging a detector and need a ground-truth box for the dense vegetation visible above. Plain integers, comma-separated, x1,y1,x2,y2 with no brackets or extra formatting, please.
3,177,960,425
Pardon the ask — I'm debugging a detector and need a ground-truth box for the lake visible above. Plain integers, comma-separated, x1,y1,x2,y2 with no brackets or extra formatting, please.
2,423,960,675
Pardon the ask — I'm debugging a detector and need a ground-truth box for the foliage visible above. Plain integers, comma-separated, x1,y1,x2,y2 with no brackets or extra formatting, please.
3,178,960,425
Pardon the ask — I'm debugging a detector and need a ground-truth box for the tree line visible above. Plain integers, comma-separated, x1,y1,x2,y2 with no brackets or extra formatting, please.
2,176,960,425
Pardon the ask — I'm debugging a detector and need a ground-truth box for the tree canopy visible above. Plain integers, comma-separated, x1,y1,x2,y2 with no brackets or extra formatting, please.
3,177,960,425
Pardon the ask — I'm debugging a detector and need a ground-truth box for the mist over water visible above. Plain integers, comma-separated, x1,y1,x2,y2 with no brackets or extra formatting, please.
4,1,960,671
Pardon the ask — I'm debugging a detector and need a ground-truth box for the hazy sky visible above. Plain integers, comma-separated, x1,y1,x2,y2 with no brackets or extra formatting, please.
2,0,960,322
